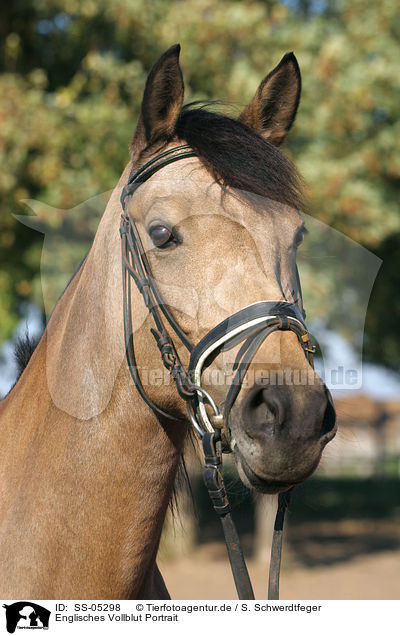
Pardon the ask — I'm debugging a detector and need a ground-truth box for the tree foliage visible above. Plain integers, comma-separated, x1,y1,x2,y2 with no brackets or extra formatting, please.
0,0,399,369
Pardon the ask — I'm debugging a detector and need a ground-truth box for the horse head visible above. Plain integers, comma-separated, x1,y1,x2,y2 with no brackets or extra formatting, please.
123,45,337,495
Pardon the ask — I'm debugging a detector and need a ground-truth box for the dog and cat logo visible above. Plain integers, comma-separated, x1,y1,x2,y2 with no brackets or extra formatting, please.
2,603,50,633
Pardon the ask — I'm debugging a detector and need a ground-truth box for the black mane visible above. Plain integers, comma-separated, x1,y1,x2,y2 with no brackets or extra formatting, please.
5,256,88,395
175,104,304,210
1,331,41,397
14,331,40,380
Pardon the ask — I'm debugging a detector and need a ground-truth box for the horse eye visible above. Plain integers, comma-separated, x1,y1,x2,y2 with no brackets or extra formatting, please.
149,225,175,248
294,229,305,248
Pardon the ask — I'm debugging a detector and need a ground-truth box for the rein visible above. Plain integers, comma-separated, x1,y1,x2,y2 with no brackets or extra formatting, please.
119,144,316,600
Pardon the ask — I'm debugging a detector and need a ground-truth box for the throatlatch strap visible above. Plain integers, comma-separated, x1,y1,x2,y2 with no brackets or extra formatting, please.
203,433,255,600
268,489,293,600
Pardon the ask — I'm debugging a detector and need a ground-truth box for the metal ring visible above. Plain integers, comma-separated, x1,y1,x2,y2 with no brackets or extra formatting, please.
186,402,205,438
189,384,220,416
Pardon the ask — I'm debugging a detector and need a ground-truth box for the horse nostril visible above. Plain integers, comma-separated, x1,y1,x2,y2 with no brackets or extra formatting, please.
241,384,336,444
245,413,276,440
320,388,337,440
242,388,281,439
264,422,275,438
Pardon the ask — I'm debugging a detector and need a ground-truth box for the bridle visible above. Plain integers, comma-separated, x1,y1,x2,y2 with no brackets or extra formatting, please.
120,144,317,600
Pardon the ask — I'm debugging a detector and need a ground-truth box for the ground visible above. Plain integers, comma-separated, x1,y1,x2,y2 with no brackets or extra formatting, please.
160,547,400,599
159,519,400,600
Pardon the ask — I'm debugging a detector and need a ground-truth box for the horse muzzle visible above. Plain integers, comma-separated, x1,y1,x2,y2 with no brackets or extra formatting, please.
229,381,337,493
187,300,323,445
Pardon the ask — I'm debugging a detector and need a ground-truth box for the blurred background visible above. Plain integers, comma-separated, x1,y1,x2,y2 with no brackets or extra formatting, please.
0,0,399,598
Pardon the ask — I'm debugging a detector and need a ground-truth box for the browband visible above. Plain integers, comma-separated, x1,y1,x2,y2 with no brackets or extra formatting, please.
121,144,196,208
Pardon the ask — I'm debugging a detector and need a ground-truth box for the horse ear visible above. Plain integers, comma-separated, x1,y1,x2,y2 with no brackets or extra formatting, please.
131,44,184,157
239,52,301,146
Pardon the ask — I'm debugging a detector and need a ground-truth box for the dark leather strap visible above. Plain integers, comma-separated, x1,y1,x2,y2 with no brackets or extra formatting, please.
189,301,305,372
120,146,198,423
268,489,293,600
188,301,314,436
121,144,196,206
203,433,255,600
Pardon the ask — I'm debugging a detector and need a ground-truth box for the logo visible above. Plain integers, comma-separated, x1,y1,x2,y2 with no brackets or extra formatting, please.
2,603,50,633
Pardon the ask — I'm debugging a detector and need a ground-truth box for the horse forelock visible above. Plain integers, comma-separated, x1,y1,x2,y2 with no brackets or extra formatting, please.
150,104,305,212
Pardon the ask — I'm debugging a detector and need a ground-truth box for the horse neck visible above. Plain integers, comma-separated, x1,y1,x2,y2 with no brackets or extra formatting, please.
0,165,185,598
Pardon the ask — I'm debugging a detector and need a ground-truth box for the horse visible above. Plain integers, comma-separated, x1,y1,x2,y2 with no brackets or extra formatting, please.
0,44,337,599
